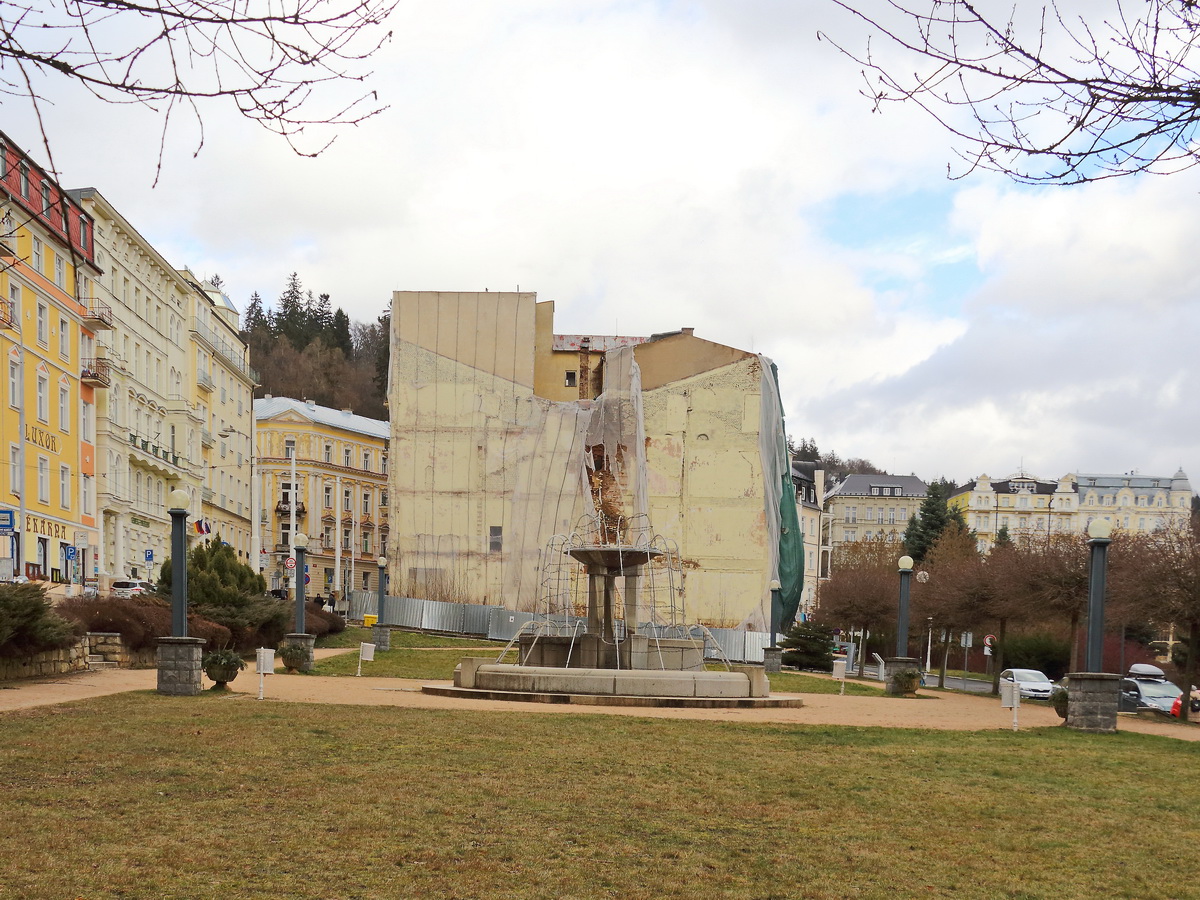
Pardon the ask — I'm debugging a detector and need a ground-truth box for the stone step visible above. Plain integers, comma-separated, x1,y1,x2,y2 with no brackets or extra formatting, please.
87,656,119,670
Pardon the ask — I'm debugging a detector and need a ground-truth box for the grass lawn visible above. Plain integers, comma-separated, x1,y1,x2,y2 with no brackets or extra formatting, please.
313,628,516,679
3,695,1197,899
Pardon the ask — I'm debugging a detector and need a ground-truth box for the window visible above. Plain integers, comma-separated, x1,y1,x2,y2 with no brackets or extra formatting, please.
58,383,69,431
279,522,292,548
32,238,43,274
19,162,28,197
324,444,333,463
362,450,371,471
323,525,333,548
381,455,388,475
362,532,371,553
876,508,884,523
37,456,49,502
342,528,351,550
0,141,6,178
54,255,64,288
362,492,371,515
41,183,50,214
82,402,93,441
8,355,18,407
79,217,89,252
564,370,577,388
82,474,93,516
847,506,857,524
324,485,333,508
36,370,48,421
871,487,879,495
285,438,295,459
36,302,48,344
343,447,352,466
895,488,902,497
888,507,896,524
343,488,352,512
844,529,857,541
59,465,70,507
58,317,68,358
9,445,18,491
489,525,503,552
380,490,388,508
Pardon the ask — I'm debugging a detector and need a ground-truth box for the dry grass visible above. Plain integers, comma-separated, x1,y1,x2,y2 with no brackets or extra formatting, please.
2,694,1197,899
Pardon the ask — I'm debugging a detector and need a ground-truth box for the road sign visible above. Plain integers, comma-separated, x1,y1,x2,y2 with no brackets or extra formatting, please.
983,634,996,648
145,549,154,563
284,557,297,570
960,631,974,648
0,509,13,536
65,546,77,561
304,574,311,585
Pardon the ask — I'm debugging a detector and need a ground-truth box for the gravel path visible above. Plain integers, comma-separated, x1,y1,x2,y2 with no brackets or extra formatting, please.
3,651,1197,741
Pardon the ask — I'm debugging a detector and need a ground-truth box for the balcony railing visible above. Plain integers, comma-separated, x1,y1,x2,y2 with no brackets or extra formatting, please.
197,370,214,393
0,299,14,330
200,428,214,448
275,501,306,517
81,358,112,388
81,300,113,330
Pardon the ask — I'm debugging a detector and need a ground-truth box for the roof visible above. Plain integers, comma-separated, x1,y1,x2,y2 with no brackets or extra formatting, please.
950,476,1059,499
552,334,648,352
825,474,927,498
255,396,389,439
1075,471,1190,493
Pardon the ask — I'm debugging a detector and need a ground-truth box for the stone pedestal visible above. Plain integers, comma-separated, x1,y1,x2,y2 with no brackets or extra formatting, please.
371,624,391,652
282,633,318,673
884,657,922,695
763,647,782,673
1066,672,1120,733
156,636,205,696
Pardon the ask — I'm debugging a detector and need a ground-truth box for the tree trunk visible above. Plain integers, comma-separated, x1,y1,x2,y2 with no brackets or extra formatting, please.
991,617,1007,696
938,630,951,689
1181,619,1198,725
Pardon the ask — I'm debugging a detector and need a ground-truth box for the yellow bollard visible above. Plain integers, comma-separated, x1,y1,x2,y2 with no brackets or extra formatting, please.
363,614,378,627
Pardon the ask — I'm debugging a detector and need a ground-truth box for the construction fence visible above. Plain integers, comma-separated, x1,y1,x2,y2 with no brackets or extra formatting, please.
345,591,783,665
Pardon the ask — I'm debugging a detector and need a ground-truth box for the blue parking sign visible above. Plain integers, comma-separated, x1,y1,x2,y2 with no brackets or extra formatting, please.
145,549,154,563
65,546,77,560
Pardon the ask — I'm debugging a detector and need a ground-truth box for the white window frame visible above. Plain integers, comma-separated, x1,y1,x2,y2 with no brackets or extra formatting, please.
59,464,70,508
37,456,49,503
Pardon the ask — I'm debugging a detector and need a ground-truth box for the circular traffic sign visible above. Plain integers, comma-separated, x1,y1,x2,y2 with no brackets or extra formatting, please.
284,557,297,570
305,574,311,585
984,634,997,648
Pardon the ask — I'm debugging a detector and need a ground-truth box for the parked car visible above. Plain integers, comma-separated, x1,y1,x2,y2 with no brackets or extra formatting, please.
111,580,156,599
999,668,1055,700
1119,663,1182,714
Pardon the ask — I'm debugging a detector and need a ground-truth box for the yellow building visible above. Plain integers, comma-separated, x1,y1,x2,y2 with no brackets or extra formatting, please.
387,291,797,627
0,134,103,592
951,469,1194,550
820,474,928,573
255,396,389,601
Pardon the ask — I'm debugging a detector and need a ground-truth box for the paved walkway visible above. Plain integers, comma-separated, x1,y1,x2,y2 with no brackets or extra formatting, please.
3,652,1198,741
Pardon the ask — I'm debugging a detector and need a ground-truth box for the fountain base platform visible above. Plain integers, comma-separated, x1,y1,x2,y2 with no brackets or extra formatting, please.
419,659,804,709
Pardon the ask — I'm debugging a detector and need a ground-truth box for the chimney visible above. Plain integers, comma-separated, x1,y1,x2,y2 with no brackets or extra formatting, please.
682,327,694,336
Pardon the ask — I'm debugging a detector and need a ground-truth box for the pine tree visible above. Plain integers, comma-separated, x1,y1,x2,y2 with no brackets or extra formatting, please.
275,273,309,349
904,480,967,563
330,308,353,358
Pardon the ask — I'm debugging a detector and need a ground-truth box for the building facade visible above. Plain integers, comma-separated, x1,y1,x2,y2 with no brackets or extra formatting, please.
255,396,389,600
386,291,798,628
0,135,102,593
950,469,1194,550
819,474,928,576
791,460,825,621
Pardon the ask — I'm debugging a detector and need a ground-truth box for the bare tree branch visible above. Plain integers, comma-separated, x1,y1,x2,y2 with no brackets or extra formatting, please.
822,1,1200,183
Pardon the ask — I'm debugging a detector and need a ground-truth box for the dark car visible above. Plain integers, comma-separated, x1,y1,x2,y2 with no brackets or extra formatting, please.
1118,664,1182,715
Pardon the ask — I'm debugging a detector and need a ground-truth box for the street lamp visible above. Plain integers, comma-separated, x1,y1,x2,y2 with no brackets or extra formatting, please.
896,555,914,657
768,579,782,648
376,555,387,623
293,531,308,634
168,489,190,636
1085,518,1113,672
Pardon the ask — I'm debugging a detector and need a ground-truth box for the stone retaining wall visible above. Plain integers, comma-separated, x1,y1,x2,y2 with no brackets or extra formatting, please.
0,633,155,682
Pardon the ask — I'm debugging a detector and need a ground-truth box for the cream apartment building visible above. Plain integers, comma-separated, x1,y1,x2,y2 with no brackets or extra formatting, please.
820,474,928,575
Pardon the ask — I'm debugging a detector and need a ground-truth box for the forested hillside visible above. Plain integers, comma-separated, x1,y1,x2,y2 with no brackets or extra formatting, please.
238,273,389,420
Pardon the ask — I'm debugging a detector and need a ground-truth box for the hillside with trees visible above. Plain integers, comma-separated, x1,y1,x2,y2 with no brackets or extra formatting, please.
239,273,389,419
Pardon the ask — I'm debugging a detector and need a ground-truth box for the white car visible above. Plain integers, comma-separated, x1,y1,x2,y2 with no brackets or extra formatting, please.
1000,668,1055,700
111,580,156,599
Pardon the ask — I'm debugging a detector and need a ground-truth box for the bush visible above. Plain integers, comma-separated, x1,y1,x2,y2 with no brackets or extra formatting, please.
286,602,346,640
781,621,835,671
57,594,231,652
0,582,78,658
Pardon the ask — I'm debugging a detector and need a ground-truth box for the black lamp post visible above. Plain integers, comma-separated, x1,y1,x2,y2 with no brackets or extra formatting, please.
168,489,191,636
896,555,914,657
768,579,782,648
1085,518,1113,671
294,532,309,634
377,555,387,623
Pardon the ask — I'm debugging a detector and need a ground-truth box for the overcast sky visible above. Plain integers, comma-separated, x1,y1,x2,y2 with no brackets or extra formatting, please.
11,0,1198,489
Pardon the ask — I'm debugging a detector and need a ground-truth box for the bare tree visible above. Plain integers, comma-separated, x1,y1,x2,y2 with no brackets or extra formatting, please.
4,0,397,176
1136,521,1200,723
815,539,897,675
823,1,1200,184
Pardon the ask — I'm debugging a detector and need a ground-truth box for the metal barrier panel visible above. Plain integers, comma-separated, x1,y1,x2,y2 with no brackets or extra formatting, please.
394,596,424,630
461,604,496,636
488,608,536,642
743,630,779,664
703,627,746,663
346,591,374,620
421,599,466,634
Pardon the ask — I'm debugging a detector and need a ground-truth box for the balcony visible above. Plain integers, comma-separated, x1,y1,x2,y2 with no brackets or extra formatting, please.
0,299,13,330
81,301,113,330
197,370,214,393
201,487,214,502
200,428,214,448
81,357,112,388
275,501,306,517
